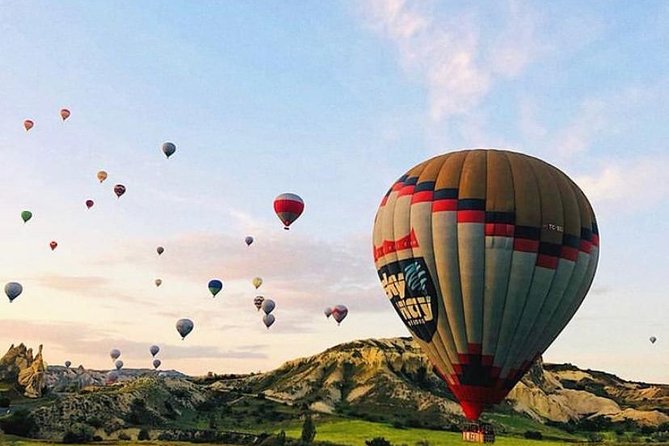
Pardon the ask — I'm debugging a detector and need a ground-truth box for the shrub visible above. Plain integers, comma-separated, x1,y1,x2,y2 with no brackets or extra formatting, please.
118,431,132,441
366,438,392,446
587,432,603,443
524,430,543,440
62,423,95,444
0,408,36,437
301,413,316,444
138,428,151,440
0,395,11,407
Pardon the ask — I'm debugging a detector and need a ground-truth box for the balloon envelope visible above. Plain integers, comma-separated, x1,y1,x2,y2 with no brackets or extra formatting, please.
155,279,162,287
245,236,254,246
114,184,126,198
261,299,275,315
176,318,194,339
332,305,348,324
5,282,23,302
208,279,223,297
252,277,263,289
153,359,161,369
650,336,657,344
157,246,164,255
254,296,265,311
64,361,71,368
372,149,599,421
274,193,304,229
21,210,32,223
324,307,333,318
150,345,160,357
263,314,275,329
110,349,121,361
60,108,70,121
50,241,58,251
115,360,123,371
97,171,108,183
162,142,176,158
85,200,94,209
24,120,34,131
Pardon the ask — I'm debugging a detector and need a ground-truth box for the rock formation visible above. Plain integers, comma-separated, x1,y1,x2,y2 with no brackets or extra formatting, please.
0,343,47,398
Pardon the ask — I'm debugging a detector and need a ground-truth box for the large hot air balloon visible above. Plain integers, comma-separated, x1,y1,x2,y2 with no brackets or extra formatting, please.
85,200,94,209
372,149,599,421
331,305,348,325
157,246,164,255
97,171,108,183
324,307,333,319
110,349,121,361
261,299,275,315
650,336,657,344
245,236,254,246
155,279,162,287
21,210,32,223
5,282,23,303
162,142,176,158
252,277,263,289
24,120,34,131
50,241,58,251
263,314,275,329
150,345,160,357
115,360,123,371
153,359,162,369
64,360,72,369
254,296,265,311
176,318,194,340
114,184,126,198
208,279,223,297
274,193,304,230
60,108,71,121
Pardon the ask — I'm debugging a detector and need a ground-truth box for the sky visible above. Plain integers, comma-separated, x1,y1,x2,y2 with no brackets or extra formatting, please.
0,1,667,383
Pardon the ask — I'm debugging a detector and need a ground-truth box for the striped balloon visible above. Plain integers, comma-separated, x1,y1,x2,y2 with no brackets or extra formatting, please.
372,149,599,421
273,193,304,230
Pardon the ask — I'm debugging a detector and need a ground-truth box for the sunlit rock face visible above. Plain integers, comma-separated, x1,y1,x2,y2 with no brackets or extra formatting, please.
1,343,47,398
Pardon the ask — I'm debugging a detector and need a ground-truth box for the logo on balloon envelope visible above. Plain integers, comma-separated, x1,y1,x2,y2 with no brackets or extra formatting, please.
378,258,438,342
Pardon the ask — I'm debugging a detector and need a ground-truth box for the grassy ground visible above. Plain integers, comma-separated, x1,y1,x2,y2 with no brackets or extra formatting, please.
0,434,238,445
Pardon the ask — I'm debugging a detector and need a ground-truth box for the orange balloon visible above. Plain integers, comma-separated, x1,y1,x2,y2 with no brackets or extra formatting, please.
60,108,70,121
24,120,34,131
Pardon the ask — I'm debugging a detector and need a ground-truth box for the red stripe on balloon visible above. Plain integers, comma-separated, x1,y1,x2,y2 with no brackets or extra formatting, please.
485,223,514,237
432,199,457,212
457,210,485,223
536,254,558,269
513,239,539,252
411,191,433,204
274,199,304,215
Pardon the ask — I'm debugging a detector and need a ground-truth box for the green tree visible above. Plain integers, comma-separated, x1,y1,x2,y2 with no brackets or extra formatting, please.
138,428,151,440
300,413,316,444
366,438,392,446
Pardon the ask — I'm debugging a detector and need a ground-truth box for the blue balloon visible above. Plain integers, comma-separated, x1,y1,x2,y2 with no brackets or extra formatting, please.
208,279,223,297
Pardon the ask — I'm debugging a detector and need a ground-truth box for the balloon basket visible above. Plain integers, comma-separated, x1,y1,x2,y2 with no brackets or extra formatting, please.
461,422,495,443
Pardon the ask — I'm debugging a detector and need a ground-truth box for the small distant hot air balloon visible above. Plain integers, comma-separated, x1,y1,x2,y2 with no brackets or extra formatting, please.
150,345,160,357
324,307,333,319
263,314,275,329
155,279,162,287
208,279,223,297
254,296,265,311
157,246,164,256
21,210,32,223
110,349,121,361
274,193,304,230
5,282,23,303
650,336,657,344
64,360,72,369
115,360,123,371
85,199,94,209
162,142,176,158
245,236,254,246
332,305,348,325
176,318,194,340
153,359,161,369
24,120,34,131
107,371,119,384
97,171,108,183
50,241,58,251
60,108,71,121
261,299,275,315
113,184,126,198
252,277,263,289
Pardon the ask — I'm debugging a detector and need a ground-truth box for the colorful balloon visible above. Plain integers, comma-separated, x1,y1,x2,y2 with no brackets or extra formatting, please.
97,171,108,183
162,142,176,158
21,210,32,223
254,296,265,311
24,120,34,131
263,314,275,329
332,305,348,325
106,371,119,384
5,282,22,303
157,246,164,255
153,359,161,369
252,277,263,289
155,279,162,287
60,108,71,121
150,345,160,357
86,200,94,209
261,299,275,315
372,149,600,421
64,360,71,369
113,184,126,198
208,279,223,297
176,318,194,340
274,193,304,230
110,349,121,361
245,236,254,246
115,360,123,371
324,307,333,319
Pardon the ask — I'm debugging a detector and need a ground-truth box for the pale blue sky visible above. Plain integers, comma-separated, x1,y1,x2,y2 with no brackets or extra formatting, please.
0,1,667,383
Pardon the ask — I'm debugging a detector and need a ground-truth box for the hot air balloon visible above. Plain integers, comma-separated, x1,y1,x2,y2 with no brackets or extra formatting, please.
372,149,600,421
252,277,263,289
85,199,94,209
97,171,108,183
208,279,223,297
114,184,126,198
245,236,254,246
21,211,32,223
5,282,22,303
115,360,123,371
162,142,176,158
261,299,275,315
157,246,164,255
155,279,162,287
324,307,333,319
274,193,304,230
110,349,121,361
176,318,194,340
24,120,34,131
254,296,265,311
60,108,71,121
64,360,72,369
150,345,160,357
153,359,161,369
50,241,58,251
263,314,275,329
650,336,657,344
332,305,348,325
107,371,119,384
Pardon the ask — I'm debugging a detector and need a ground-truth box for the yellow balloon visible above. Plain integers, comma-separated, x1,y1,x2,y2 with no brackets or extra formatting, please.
252,277,263,289
97,170,108,183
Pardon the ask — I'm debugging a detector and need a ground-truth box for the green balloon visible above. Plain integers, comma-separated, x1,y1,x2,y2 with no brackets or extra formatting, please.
21,210,32,223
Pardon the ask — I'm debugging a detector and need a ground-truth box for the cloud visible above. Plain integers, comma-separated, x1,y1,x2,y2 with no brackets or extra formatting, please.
31,274,110,292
